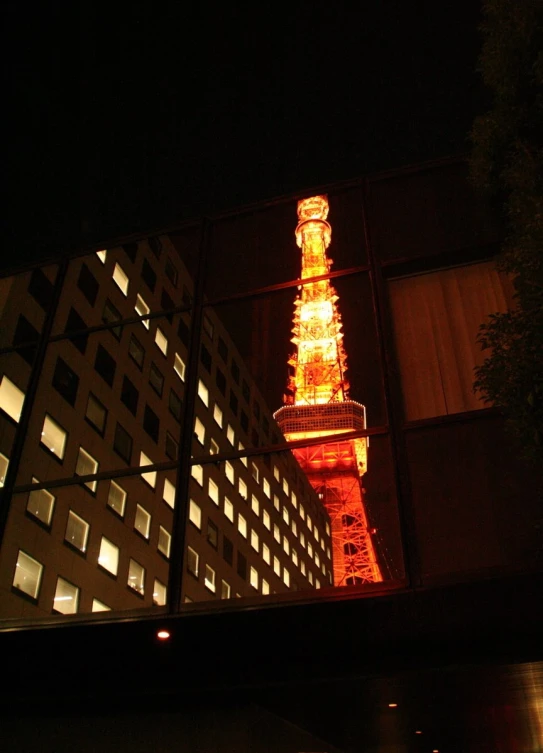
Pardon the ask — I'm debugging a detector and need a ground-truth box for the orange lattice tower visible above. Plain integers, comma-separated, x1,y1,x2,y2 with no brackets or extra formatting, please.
274,195,382,586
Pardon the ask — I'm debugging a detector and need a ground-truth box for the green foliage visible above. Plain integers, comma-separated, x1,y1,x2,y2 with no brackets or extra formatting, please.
470,0,543,460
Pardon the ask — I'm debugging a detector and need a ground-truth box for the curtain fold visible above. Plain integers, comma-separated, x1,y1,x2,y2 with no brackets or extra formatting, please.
388,262,513,421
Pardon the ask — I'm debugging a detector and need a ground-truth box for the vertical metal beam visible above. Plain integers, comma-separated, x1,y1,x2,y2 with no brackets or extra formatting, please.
167,218,210,613
361,180,422,588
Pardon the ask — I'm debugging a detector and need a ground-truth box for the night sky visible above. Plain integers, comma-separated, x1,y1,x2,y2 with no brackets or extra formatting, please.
4,2,486,270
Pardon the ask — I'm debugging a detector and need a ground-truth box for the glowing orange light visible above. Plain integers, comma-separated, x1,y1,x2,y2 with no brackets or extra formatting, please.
157,629,170,640
274,196,382,587
415,730,422,734
388,703,398,708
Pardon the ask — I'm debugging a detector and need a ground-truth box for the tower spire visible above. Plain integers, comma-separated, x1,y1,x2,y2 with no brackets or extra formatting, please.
275,195,382,587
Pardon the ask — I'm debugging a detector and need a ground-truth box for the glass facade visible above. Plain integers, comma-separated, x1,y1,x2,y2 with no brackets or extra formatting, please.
0,162,540,626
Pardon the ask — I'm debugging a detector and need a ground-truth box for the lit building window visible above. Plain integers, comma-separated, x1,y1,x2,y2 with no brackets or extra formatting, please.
224,497,234,522
291,520,297,536
292,549,298,566
307,515,313,532
250,530,259,552
291,491,297,508
316,579,321,589
194,417,205,444
92,599,110,612
174,353,186,381
251,463,259,483
210,438,219,455
282,507,289,524
128,559,145,595
326,522,331,535
75,447,98,492
251,495,259,516
41,414,67,459
300,560,306,576
263,479,270,498
27,479,55,525
163,478,176,508
98,537,119,575
315,552,320,567
112,262,129,295
53,577,79,614
238,478,247,500
227,425,235,445
0,453,8,488
221,580,231,599
153,579,167,606
262,579,270,595
300,532,306,548
273,494,280,512
283,537,290,556
273,556,280,576
249,566,259,590
189,499,202,528
308,542,313,558
65,510,89,552
273,524,280,543
197,379,209,406
140,451,157,488
225,461,234,484
283,568,290,587
238,442,247,467
263,543,271,564
158,526,171,558
0,375,25,423
135,293,150,328
208,478,219,505
155,327,168,356
12,550,43,599
308,571,314,585
213,403,223,427
273,465,280,482
191,464,203,486
263,510,270,530
204,564,216,592
238,514,247,538
107,480,126,517
299,504,305,521
96,249,107,264
134,504,151,539
282,479,289,496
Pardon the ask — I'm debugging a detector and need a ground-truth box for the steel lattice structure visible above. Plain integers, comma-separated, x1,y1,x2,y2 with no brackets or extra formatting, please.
274,195,382,586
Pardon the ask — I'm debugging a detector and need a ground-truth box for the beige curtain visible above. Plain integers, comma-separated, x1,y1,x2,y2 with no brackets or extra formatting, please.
388,261,514,421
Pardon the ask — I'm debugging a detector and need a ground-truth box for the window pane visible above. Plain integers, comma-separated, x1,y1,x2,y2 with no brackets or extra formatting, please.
128,559,145,595
134,504,151,539
140,451,156,488
98,537,119,575
75,447,98,492
0,453,9,488
26,480,55,525
53,577,79,614
153,579,167,606
85,393,107,434
0,375,25,423
92,598,110,612
107,480,126,517
158,526,171,558
12,551,43,599
155,327,168,355
135,294,150,328
41,414,67,459
388,261,514,421
65,510,90,552
112,262,129,295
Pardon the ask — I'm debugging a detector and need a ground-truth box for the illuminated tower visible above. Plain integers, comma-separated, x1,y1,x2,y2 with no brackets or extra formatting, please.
274,196,382,586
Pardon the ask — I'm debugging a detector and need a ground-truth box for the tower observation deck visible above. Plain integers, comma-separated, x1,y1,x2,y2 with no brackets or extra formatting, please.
274,196,382,586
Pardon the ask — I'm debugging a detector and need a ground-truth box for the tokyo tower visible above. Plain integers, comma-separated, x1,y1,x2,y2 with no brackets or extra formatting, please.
274,195,382,586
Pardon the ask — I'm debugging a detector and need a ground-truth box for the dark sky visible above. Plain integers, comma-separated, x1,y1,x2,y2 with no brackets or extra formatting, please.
4,2,485,269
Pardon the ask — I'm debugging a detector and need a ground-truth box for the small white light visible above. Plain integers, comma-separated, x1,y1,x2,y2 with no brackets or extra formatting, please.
157,630,170,640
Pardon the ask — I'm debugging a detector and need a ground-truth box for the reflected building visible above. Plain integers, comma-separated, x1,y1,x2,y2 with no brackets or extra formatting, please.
0,235,333,619
275,196,381,585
